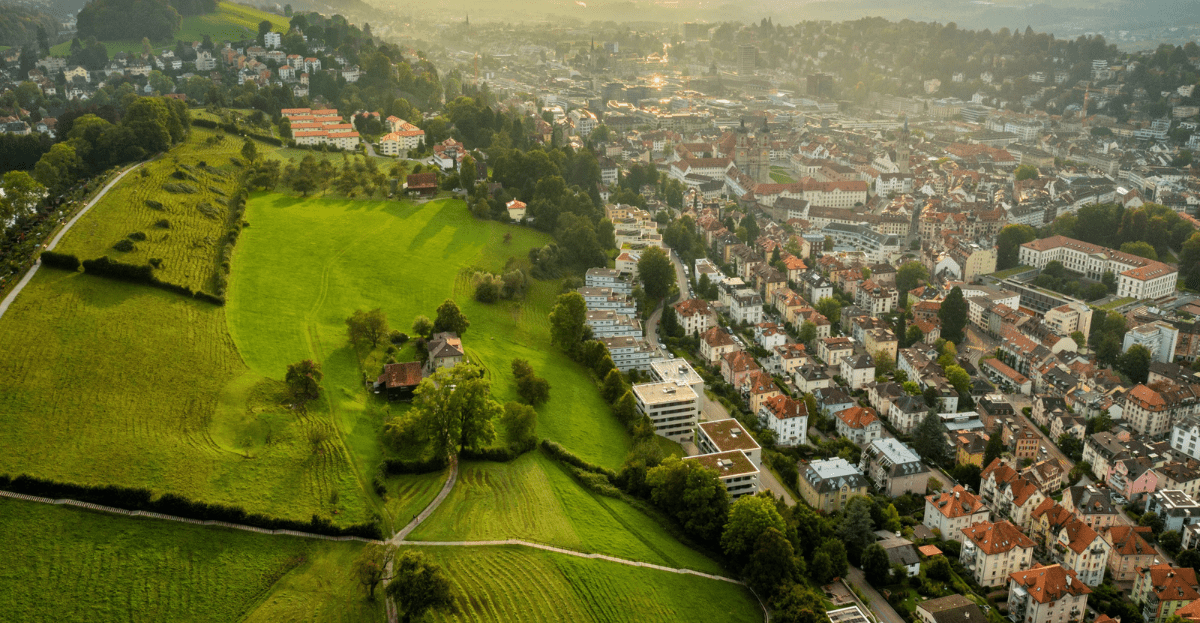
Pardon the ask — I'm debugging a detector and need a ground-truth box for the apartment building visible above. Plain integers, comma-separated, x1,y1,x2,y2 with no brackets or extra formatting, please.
961,520,1037,587
686,450,760,499
1133,564,1200,623
1019,236,1178,300
1007,565,1091,623
632,380,699,442
758,394,809,447
860,438,931,496
798,458,869,512
1104,525,1161,582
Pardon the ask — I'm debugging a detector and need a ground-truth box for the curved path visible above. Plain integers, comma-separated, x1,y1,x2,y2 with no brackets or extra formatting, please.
391,455,458,543
0,162,145,321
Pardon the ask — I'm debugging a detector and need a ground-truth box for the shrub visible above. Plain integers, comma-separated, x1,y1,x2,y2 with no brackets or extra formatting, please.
389,331,409,345
195,202,220,219
209,186,227,196
162,182,198,194
39,251,81,271
154,219,171,228
128,231,147,241
145,199,165,210
382,455,449,475
112,239,135,252
149,258,163,268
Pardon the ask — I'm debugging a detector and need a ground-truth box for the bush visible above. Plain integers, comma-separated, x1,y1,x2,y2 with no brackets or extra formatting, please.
39,251,81,271
389,331,409,345
154,219,171,228
149,258,163,268
382,455,449,475
128,231,147,241
195,201,220,219
540,440,617,479
80,256,224,305
0,473,380,540
145,200,165,210
112,239,135,252
162,182,198,194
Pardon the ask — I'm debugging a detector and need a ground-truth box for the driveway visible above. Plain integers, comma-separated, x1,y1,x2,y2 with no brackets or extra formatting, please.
847,566,906,623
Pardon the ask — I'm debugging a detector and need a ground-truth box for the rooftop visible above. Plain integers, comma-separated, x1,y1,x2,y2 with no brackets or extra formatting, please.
687,450,758,478
632,381,699,405
699,419,761,453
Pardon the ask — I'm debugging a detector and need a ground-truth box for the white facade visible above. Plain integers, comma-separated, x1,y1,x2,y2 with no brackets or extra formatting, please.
1123,321,1179,363
633,381,699,442
1020,236,1178,301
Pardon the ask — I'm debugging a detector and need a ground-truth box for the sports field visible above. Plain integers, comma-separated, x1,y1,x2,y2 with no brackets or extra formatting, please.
55,127,246,293
228,193,634,470
0,269,372,523
412,545,761,623
408,453,724,575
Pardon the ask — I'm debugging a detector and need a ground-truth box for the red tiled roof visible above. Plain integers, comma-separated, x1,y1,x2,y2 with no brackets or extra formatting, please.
1140,564,1200,602
926,485,986,519
1008,564,1091,603
962,520,1035,554
377,361,422,389
836,406,878,429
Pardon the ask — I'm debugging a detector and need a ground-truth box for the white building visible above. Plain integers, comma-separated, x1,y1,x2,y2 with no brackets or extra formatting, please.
840,354,877,390
585,268,633,295
1007,565,1091,623
1123,321,1179,363
600,336,656,372
757,394,808,447
924,486,991,542
1172,416,1200,461
729,289,764,324
1020,236,1178,301
632,380,699,441
698,419,761,466
586,310,642,339
264,31,281,48
685,450,760,499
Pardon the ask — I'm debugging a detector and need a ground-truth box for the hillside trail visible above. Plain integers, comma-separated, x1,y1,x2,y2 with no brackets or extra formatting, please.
0,160,148,321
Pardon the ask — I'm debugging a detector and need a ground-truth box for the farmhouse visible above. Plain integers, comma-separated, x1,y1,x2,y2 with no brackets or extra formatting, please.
406,173,438,196
375,361,422,400
426,332,465,373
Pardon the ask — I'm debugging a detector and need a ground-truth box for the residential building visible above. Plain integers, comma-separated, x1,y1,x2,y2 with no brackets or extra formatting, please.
1124,321,1181,364
925,486,991,542
1156,462,1200,499
1145,490,1200,533
798,458,869,512
686,451,760,499
698,419,761,467
586,310,642,339
835,406,883,445
721,351,761,387
860,438,931,496
700,327,738,364
743,370,781,413
918,595,988,623
961,520,1037,587
650,359,706,411
1104,525,1161,582
795,364,833,393
1007,564,1091,623
758,394,808,447
374,361,422,401
1061,485,1119,530
632,380,699,442
1133,564,1200,623
818,336,854,366
425,332,465,373
1044,302,1094,339
1048,518,1110,587
673,298,714,336
730,289,764,324
1125,383,1200,438
1175,417,1200,461
601,336,656,372
890,395,928,436
840,354,876,390
585,268,634,295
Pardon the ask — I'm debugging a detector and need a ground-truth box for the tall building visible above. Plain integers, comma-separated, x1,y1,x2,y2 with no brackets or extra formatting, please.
738,45,757,75
807,73,833,97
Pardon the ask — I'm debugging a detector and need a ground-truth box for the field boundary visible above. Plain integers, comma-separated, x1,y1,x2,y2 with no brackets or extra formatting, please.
0,160,146,322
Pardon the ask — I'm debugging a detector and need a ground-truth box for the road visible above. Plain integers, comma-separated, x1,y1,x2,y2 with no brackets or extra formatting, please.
847,566,906,623
645,248,691,351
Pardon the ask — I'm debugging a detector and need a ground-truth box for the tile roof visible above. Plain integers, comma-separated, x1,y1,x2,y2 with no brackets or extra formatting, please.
836,406,879,429
1140,564,1200,602
377,361,423,388
926,485,987,519
762,394,807,420
1106,525,1156,557
1009,564,1091,603
962,520,1035,554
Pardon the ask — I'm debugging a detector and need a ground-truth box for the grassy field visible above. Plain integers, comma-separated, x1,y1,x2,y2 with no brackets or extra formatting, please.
407,453,723,575
228,193,633,470
55,127,245,294
50,2,291,56
770,166,796,184
0,497,319,622
413,545,760,623
0,269,372,523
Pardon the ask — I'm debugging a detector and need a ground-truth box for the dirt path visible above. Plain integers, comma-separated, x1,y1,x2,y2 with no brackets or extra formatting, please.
391,455,458,543
0,162,145,322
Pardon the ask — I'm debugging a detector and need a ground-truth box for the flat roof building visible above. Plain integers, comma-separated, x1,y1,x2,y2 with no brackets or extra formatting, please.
632,381,699,442
686,450,759,499
698,419,762,467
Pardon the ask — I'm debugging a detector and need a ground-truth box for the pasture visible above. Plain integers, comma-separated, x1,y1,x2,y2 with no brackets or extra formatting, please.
0,269,372,524
407,453,723,575
55,127,246,293
50,2,292,56
412,545,761,623
0,497,316,622
228,193,633,470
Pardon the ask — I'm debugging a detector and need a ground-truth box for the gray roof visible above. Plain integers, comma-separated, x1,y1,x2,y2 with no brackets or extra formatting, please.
801,458,867,494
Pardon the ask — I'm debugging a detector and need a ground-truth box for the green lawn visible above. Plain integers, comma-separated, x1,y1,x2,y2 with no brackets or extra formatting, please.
0,269,372,524
987,265,1034,279
407,453,723,575
50,2,291,56
228,193,633,470
55,127,245,294
0,497,332,622
1098,296,1137,310
414,545,759,623
770,167,796,184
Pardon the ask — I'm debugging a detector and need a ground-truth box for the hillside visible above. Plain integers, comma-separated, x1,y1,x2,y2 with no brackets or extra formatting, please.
0,3,62,48
49,1,290,56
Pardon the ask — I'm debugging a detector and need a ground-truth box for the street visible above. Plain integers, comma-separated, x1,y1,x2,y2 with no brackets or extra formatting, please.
644,248,690,351
847,566,906,623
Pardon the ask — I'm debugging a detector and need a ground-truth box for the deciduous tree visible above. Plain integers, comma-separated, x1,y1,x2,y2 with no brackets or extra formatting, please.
637,246,676,301
511,358,550,405
549,292,588,351
646,456,730,544
411,363,499,456
386,551,455,623
913,410,951,466
996,224,1037,270
861,543,891,585
353,543,394,599
346,308,389,347
938,286,968,344
433,299,470,335
721,494,786,565
285,359,323,405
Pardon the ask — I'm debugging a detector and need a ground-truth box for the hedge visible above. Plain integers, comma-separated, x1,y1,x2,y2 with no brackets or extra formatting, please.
0,474,381,539
39,251,81,271
382,454,449,475
459,437,537,463
80,256,225,305
539,440,617,479
191,118,284,146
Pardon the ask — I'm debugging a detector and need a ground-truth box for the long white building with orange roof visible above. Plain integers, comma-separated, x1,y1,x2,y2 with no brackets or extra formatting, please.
1019,235,1178,300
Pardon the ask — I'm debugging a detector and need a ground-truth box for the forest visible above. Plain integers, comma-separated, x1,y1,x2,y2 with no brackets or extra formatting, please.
76,0,182,41
0,4,61,49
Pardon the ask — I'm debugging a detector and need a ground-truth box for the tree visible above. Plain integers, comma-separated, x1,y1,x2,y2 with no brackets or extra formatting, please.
459,153,476,194
1071,331,1086,349
1121,241,1158,261
874,350,895,376
601,368,627,403
502,401,537,449
613,390,640,426
926,555,952,582
773,585,827,623
646,456,730,544
512,359,550,405
549,292,588,351
861,544,891,586
1140,511,1165,537
433,299,469,335
996,224,1037,270
411,363,499,456
1015,164,1039,181
938,286,968,344
895,261,929,304
838,496,876,563
905,324,924,347
0,171,44,231
241,138,258,162
743,527,797,602
411,315,433,339
1118,344,1152,384
353,543,393,599
819,539,849,578
944,365,972,399
638,246,676,302
285,359,322,405
1058,434,1084,462
798,321,817,345
984,431,1005,467
721,494,786,565
385,551,455,623
816,297,841,325
951,463,983,491
913,411,951,466
474,279,499,303
346,308,389,347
